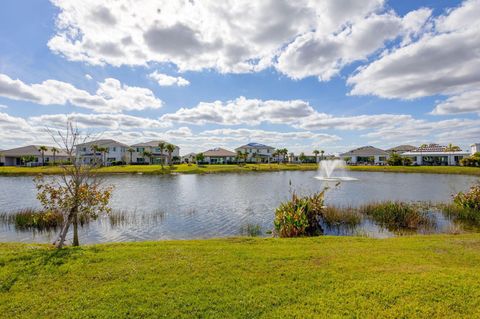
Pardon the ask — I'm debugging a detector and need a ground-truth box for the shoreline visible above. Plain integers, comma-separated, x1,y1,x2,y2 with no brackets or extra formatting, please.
0,163,479,176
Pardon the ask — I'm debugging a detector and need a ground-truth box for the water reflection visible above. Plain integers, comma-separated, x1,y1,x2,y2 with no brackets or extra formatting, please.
0,171,478,243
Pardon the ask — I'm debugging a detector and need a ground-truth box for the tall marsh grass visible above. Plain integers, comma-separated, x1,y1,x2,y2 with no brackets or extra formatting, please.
358,201,435,231
0,208,63,231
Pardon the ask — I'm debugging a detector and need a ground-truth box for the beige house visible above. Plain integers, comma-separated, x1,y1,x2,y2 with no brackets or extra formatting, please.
76,139,129,165
0,145,69,166
201,148,237,164
340,146,389,165
130,140,180,164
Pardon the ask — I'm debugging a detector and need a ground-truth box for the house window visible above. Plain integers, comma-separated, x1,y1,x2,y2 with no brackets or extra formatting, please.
82,147,86,152
111,147,116,152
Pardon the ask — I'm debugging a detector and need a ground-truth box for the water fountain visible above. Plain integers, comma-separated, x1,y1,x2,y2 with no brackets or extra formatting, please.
315,159,358,181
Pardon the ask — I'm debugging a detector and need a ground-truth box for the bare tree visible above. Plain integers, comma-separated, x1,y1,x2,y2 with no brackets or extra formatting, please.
35,122,113,248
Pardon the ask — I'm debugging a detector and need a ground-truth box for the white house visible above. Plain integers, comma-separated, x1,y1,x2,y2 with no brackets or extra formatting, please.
181,153,196,164
235,143,275,163
340,146,389,165
201,148,237,164
0,145,69,166
402,144,470,166
130,140,180,164
76,139,129,165
472,143,480,155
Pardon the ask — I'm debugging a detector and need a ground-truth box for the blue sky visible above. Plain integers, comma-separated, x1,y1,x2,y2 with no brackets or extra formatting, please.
0,0,479,154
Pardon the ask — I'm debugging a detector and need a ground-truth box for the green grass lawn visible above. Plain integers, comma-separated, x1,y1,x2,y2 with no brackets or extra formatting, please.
1,164,479,177
0,163,319,176
348,165,480,176
1,235,480,318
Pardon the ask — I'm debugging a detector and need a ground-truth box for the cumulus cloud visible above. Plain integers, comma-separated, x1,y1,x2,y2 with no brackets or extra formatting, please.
160,96,411,131
85,74,93,80
362,117,480,145
0,104,7,109
161,96,315,125
28,113,171,130
0,111,341,153
148,71,190,87
348,0,480,114
432,90,480,115
49,0,432,80
0,73,163,113
277,9,431,81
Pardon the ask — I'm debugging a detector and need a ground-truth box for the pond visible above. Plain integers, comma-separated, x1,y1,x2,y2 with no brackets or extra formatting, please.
0,170,478,243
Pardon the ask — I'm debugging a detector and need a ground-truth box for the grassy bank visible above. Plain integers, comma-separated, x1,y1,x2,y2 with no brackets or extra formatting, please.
0,163,318,176
1,235,480,318
348,165,480,176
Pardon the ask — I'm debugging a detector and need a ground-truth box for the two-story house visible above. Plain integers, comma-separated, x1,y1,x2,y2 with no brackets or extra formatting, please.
76,139,129,165
130,141,180,164
235,143,275,163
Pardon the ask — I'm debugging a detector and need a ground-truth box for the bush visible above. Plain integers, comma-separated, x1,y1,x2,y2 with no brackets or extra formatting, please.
454,184,480,211
274,191,325,237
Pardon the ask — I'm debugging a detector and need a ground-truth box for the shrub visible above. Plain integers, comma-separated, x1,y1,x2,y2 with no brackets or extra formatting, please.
359,201,434,231
274,191,325,237
454,184,480,211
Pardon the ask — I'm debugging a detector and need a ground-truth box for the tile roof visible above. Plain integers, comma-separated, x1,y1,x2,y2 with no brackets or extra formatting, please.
386,145,417,153
236,142,275,149
203,148,236,157
0,145,69,157
340,146,389,156
131,140,177,148
76,139,130,148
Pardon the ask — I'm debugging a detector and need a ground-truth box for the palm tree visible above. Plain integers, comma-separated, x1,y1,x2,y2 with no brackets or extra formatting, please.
143,150,152,164
320,150,325,161
158,142,166,167
38,146,48,166
236,150,243,165
313,150,319,163
195,153,205,165
99,147,109,166
127,148,135,164
299,152,306,163
51,147,58,165
90,144,100,165
166,144,176,166
445,143,461,165
281,148,288,164
252,152,258,163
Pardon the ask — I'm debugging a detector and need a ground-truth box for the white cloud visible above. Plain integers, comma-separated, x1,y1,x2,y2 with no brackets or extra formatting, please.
28,113,171,130
160,96,411,131
148,71,190,87
161,96,315,126
347,0,480,114
432,90,480,115
0,73,163,113
362,117,480,145
85,74,93,80
0,104,7,109
49,0,418,79
277,9,431,81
